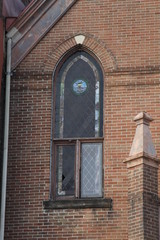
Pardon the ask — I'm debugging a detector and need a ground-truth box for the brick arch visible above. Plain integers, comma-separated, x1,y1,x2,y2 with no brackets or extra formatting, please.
43,34,117,73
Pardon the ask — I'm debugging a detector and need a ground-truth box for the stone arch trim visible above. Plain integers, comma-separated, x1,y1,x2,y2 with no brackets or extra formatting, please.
43,33,117,73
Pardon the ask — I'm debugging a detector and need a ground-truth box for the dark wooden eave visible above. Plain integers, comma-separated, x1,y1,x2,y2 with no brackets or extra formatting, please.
7,0,77,70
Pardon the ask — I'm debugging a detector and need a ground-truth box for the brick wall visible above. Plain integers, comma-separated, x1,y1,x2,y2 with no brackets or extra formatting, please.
4,0,160,239
128,165,144,240
143,165,159,239
127,162,159,240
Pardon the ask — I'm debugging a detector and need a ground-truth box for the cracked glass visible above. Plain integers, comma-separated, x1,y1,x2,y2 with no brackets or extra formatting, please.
56,145,75,197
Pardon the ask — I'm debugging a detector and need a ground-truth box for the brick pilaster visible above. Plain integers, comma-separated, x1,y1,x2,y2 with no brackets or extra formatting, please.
124,112,160,240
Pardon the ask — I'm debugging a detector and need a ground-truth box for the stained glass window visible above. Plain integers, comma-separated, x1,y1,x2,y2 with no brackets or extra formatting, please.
53,50,103,199
54,51,103,139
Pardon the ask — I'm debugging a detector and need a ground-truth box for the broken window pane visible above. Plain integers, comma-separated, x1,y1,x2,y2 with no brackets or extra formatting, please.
56,145,75,197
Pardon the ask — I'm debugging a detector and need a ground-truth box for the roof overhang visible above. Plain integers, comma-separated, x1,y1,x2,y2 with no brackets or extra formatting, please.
7,0,77,70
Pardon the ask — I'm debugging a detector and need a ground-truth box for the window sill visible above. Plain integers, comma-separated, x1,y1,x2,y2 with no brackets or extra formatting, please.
43,198,112,210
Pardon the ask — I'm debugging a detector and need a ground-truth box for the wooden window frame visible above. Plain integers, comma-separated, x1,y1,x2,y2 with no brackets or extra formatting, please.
51,137,104,200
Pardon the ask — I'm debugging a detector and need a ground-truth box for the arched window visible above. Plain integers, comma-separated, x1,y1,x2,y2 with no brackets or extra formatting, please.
52,50,103,199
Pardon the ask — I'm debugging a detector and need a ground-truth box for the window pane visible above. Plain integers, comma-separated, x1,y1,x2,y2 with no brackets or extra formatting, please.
56,145,75,196
81,143,102,198
54,51,103,139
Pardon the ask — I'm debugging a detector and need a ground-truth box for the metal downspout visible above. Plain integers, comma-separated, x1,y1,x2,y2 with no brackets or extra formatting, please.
0,38,12,240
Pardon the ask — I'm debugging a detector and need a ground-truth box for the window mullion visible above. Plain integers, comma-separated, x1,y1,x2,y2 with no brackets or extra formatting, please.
75,140,80,198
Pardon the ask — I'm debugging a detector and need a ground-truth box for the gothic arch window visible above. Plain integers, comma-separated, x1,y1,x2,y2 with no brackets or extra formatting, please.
52,50,103,199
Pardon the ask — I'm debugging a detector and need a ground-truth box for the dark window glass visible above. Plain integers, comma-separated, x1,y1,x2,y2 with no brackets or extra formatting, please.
54,51,103,139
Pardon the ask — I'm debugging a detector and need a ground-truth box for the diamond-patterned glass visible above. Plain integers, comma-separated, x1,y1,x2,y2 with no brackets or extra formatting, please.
81,143,102,197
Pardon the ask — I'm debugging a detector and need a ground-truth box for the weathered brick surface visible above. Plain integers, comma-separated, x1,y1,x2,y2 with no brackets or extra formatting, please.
127,164,159,240
4,0,160,239
143,165,159,239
